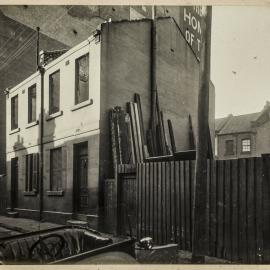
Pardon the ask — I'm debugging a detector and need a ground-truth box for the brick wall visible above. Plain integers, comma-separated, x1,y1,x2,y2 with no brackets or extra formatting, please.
217,133,257,159
99,18,214,181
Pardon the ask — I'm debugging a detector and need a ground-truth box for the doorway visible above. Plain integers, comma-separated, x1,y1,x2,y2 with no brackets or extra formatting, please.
73,142,89,214
10,157,18,210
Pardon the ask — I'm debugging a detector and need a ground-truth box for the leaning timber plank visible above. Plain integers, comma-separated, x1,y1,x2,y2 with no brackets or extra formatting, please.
134,102,144,162
120,111,133,164
160,111,171,155
127,102,139,163
115,109,123,164
146,130,155,157
188,114,196,150
168,119,177,154
110,109,118,168
134,93,147,159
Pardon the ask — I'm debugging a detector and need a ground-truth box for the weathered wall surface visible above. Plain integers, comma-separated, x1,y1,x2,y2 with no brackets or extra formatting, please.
99,18,213,182
156,18,200,151
5,37,101,222
99,19,152,182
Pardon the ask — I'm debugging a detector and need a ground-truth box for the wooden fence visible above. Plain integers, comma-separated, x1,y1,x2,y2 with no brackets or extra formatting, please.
104,155,270,263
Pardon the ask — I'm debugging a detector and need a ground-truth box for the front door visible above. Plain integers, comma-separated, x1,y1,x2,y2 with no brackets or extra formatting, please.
11,157,18,210
74,143,89,213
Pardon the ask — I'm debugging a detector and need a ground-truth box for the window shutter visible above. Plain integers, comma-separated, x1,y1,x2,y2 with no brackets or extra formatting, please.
45,149,50,190
61,146,67,190
21,155,26,191
32,153,39,192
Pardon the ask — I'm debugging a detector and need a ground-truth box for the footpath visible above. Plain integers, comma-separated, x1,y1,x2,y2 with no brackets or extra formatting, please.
0,215,60,233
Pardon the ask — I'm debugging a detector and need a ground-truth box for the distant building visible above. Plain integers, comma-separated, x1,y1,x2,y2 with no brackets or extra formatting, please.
6,17,215,226
215,102,270,159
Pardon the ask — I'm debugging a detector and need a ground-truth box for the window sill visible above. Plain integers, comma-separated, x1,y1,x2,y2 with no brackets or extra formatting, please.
46,110,63,121
46,190,64,196
9,128,20,135
23,191,37,196
224,153,234,156
26,120,39,129
71,99,93,112
241,151,251,154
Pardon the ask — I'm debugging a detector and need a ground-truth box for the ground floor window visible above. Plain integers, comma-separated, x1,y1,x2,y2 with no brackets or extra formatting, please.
25,153,39,192
50,147,62,191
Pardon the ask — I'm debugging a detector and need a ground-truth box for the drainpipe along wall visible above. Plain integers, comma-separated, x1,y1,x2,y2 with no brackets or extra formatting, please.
38,65,44,221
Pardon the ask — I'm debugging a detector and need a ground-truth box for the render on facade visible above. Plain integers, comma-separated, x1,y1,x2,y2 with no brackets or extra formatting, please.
6,17,215,226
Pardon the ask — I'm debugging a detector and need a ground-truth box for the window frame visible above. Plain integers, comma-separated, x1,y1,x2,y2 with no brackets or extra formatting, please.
25,153,39,193
50,147,63,191
241,138,251,153
225,139,234,156
11,95,18,130
75,53,89,105
49,69,61,115
28,84,37,123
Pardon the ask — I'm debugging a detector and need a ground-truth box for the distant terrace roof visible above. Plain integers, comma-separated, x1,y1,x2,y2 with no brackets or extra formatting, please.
216,112,260,135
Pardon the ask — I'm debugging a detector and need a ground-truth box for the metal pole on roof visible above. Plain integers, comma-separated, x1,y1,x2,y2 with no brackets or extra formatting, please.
192,6,212,262
36,27,40,70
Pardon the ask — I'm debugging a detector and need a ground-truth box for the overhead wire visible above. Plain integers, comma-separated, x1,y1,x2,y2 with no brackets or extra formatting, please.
0,5,74,72
0,24,25,57
0,32,37,71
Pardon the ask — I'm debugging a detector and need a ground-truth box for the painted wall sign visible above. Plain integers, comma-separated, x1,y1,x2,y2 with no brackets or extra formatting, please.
179,6,207,60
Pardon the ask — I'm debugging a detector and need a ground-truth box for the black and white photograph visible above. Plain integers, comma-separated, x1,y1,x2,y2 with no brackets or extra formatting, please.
0,2,269,265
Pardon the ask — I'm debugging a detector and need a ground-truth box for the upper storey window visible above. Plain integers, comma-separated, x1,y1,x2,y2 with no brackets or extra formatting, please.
75,53,89,105
49,70,60,114
28,84,37,123
11,95,18,130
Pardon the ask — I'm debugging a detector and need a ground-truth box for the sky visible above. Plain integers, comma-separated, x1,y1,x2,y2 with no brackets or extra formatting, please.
211,6,270,118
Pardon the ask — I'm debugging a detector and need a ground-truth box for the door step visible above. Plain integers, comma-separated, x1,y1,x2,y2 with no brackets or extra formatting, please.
66,219,88,227
6,211,19,218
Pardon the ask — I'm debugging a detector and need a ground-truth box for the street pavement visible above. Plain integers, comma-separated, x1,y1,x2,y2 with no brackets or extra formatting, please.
0,215,60,235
